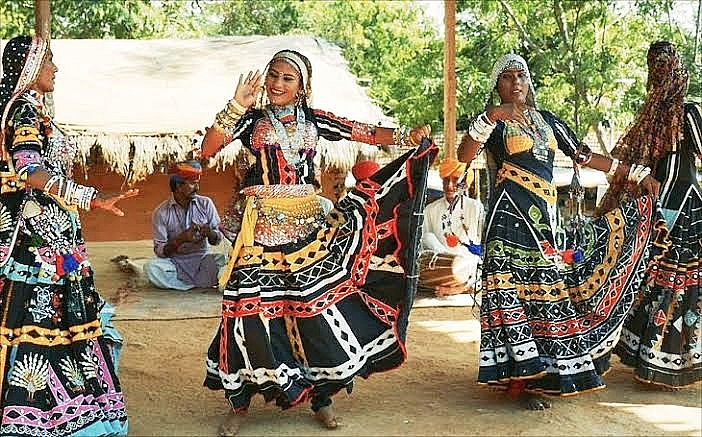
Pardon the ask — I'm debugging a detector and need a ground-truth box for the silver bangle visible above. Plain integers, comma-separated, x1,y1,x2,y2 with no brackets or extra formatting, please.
627,164,651,184
606,158,619,178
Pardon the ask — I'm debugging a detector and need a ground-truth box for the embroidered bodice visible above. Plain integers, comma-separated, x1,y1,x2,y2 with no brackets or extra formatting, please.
3,91,77,181
486,110,586,183
222,105,377,188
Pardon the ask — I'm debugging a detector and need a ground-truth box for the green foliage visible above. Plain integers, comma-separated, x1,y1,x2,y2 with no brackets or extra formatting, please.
295,1,442,126
0,0,35,37
213,0,301,36
0,0,212,39
2,0,699,133
454,0,699,138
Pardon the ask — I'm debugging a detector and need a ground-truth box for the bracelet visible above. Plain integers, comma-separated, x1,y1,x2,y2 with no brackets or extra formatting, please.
606,158,619,178
627,164,652,184
468,112,496,143
43,174,61,192
44,175,97,210
226,98,247,116
213,98,247,133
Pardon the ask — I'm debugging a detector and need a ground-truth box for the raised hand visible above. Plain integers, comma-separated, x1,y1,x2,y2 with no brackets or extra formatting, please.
233,70,264,109
90,188,139,216
409,124,432,146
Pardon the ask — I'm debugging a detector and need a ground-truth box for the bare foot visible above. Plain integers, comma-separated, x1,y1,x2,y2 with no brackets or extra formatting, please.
523,395,552,411
218,411,245,436
314,405,339,429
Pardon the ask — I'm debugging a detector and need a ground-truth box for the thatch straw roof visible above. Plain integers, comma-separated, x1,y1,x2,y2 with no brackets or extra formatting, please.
1,36,394,183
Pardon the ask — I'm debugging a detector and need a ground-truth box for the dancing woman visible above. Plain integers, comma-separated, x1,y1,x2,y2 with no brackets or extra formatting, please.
458,53,660,409
0,36,136,436
597,42,702,389
200,49,435,435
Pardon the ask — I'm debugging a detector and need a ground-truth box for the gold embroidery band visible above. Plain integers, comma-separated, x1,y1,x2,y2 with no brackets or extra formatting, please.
0,319,103,347
496,162,557,205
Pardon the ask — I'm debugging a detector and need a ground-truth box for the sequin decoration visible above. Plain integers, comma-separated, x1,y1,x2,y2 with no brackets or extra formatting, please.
253,195,325,246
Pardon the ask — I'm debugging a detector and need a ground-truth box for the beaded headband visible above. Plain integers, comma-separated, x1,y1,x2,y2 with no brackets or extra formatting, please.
269,50,310,93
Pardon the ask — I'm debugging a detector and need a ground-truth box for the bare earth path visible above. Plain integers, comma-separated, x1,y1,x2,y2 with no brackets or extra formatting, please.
88,241,701,436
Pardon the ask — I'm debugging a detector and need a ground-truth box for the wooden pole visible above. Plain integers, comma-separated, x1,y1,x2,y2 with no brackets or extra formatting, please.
695,0,701,67
34,0,54,117
443,0,457,158
35,0,51,40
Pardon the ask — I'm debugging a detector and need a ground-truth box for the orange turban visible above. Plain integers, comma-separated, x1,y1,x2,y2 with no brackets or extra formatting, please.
352,160,380,180
169,160,202,181
438,158,466,179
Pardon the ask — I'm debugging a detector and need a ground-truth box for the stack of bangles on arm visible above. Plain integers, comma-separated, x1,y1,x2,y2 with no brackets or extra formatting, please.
606,158,651,184
468,112,496,143
213,97,247,133
627,163,652,184
43,174,98,210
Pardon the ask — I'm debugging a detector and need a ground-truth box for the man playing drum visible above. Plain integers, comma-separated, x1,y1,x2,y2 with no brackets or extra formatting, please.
420,158,485,296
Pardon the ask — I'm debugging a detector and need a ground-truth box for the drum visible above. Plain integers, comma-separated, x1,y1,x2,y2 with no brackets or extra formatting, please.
417,251,476,296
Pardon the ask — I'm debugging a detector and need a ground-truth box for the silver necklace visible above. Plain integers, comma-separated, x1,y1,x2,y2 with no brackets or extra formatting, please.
265,105,305,165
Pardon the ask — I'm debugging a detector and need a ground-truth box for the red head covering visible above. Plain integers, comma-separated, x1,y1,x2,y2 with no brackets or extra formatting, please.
352,160,380,180
169,160,202,181
596,41,688,216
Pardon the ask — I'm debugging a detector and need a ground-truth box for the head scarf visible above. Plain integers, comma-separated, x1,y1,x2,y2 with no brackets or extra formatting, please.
263,49,313,107
0,36,49,159
596,41,688,215
438,158,466,179
351,160,380,180
488,53,536,107
169,160,202,190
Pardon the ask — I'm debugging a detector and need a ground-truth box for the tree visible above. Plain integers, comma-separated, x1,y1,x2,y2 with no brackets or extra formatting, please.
212,0,301,36
454,0,698,144
296,1,442,126
0,0,211,39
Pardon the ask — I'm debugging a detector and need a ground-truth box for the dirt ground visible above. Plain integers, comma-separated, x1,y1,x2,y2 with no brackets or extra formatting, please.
85,240,702,437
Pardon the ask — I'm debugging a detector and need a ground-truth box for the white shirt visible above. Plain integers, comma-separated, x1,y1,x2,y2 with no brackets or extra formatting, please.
422,196,485,285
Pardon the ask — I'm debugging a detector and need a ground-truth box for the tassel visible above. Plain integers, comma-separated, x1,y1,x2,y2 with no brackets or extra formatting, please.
445,233,460,248
72,248,85,263
467,243,483,257
561,249,575,264
55,254,65,277
62,253,80,274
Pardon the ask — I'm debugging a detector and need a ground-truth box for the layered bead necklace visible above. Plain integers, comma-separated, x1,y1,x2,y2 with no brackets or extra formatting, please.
265,104,306,165
522,109,552,162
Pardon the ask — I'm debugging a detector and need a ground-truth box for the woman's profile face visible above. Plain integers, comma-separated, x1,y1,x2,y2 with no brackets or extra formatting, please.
265,59,302,107
32,48,58,94
496,68,529,106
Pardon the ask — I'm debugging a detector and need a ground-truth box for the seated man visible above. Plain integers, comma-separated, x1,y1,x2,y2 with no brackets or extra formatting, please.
420,158,484,296
143,160,226,290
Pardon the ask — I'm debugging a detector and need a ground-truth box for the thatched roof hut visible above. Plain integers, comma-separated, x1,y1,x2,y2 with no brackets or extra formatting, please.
3,36,393,184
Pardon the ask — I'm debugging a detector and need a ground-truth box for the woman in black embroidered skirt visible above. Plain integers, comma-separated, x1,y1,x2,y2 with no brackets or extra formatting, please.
458,53,661,410
597,42,702,389
199,49,435,435
0,36,136,436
